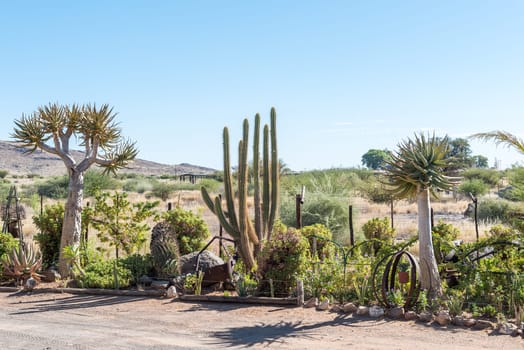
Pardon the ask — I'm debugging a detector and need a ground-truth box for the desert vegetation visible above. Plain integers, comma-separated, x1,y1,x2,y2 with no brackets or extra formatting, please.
1,108,524,335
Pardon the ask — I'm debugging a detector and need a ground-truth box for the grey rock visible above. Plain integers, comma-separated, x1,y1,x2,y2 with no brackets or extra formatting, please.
304,297,318,308
435,310,451,326
473,320,494,331
388,306,405,319
179,251,224,275
405,311,418,321
418,311,433,323
24,277,37,292
316,299,330,311
356,306,369,316
369,306,385,318
151,280,169,290
342,302,358,314
42,268,61,283
138,275,153,286
463,318,477,328
498,322,518,335
452,316,466,327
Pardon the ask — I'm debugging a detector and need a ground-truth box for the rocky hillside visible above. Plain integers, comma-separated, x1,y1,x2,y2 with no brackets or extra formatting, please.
0,140,215,177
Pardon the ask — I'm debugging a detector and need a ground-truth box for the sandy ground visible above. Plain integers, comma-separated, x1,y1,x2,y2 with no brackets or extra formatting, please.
0,291,522,350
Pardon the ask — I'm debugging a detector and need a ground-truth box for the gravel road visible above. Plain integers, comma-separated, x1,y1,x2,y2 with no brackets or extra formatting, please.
0,291,522,350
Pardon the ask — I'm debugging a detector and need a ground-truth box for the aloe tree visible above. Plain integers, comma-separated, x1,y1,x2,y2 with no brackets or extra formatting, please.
384,133,459,297
12,103,138,276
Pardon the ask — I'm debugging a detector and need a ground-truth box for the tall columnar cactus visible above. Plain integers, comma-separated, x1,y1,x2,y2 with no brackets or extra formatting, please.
201,108,279,271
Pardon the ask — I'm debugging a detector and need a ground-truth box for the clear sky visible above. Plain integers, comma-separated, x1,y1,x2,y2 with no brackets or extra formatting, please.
1,1,523,171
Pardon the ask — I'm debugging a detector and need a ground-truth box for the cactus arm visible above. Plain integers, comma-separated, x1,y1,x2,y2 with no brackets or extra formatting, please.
268,107,279,239
262,124,270,238
214,197,240,239
222,127,239,231
200,186,216,214
253,113,262,241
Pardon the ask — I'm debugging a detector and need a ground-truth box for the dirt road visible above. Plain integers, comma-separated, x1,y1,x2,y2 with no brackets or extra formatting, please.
0,291,522,350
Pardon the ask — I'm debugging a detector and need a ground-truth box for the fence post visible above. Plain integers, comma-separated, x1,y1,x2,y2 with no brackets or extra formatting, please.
296,279,304,306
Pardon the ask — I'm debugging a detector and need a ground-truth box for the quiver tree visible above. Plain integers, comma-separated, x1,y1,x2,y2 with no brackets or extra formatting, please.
201,108,279,271
384,133,459,297
12,103,138,276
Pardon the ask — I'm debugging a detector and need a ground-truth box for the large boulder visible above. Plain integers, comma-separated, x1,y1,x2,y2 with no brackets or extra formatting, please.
179,250,225,275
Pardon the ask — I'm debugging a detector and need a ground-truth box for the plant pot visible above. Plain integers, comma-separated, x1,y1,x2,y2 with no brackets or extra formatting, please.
398,271,409,284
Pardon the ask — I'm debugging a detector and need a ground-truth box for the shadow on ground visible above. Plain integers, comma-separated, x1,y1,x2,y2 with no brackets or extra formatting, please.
209,313,391,347
7,292,155,315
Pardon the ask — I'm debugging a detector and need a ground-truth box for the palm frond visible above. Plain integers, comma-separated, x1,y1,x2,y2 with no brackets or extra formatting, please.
471,130,524,155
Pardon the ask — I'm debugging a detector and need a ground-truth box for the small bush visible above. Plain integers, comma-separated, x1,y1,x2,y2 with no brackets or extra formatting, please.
162,206,210,255
37,176,69,199
462,168,502,187
77,259,132,289
300,223,334,260
33,203,64,268
0,170,8,179
84,170,120,196
0,233,18,264
150,182,177,201
259,222,310,296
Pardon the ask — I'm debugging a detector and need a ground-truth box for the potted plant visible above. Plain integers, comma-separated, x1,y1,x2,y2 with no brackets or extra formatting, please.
397,261,410,284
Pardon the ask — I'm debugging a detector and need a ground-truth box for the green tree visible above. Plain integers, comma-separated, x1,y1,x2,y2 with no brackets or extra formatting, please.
471,155,489,168
86,191,158,258
361,149,391,170
384,133,459,297
12,103,138,276
33,203,64,268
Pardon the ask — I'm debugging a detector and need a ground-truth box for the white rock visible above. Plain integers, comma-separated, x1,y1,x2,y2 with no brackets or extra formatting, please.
166,285,177,298
303,297,318,308
316,299,330,311
356,306,369,316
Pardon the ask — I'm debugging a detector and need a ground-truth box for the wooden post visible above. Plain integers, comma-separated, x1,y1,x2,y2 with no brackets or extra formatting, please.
167,202,172,211
295,194,302,229
296,279,304,306
430,207,434,231
390,198,394,229
349,205,354,247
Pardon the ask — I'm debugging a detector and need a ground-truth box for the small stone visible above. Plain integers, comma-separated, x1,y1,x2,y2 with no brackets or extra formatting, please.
498,322,518,335
388,306,405,319
356,306,369,316
166,285,177,298
473,320,494,331
330,304,342,313
42,268,61,283
303,297,318,308
316,299,330,311
405,311,418,321
463,318,477,328
342,302,358,314
151,280,169,290
435,310,451,326
369,306,385,318
418,311,433,323
24,277,37,292
138,275,153,286
452,316,466,327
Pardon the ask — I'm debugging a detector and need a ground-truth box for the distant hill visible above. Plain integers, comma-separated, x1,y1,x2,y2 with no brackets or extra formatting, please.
0,140,216,177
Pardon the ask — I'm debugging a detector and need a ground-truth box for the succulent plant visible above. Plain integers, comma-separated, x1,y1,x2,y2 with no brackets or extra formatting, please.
1,243,44,284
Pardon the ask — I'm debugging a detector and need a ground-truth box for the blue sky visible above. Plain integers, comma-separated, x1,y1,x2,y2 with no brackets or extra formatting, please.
1,1,523,171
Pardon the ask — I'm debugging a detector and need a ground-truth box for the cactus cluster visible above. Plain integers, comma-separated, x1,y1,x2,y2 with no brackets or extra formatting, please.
201,108,279,271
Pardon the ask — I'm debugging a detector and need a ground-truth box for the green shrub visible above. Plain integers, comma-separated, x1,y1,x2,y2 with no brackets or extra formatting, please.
475,199,511,222
259,222,310,296
0,233,18,269
462,168,502,187
77,259,132,289
362,217,395,241
33,203,64,268
120,254,153,283
458,179,489,197
37,176,69,199
300,223,334,260
122,178,153,193
84,170,120,196
150,182,177,201
162,206,210,255
0,170,8,179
